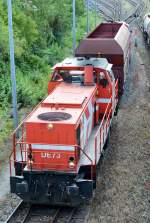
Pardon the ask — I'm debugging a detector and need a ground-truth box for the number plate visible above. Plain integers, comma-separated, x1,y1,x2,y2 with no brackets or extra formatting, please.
41,152,61,159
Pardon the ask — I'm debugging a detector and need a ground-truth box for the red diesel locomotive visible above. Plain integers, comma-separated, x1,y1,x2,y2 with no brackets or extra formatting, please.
9,22,131,206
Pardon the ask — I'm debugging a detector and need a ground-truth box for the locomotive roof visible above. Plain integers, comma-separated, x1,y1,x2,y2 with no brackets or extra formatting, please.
53,57,111,70
26,82,97,125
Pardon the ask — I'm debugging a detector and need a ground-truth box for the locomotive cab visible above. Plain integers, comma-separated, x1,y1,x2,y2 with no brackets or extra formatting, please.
10,57,118,206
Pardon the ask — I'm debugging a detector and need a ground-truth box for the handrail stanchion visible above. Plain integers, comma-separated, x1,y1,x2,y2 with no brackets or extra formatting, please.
13,133,16,166
77,145,94,179
94,138,97,165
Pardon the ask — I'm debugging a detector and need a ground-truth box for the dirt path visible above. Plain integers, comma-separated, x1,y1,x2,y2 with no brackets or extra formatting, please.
87,27,150,223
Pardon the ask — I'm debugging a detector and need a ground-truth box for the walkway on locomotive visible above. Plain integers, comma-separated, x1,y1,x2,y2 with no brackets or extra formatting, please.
11,57,118,175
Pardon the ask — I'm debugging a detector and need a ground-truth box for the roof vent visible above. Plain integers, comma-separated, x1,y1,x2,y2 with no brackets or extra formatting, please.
38,112,72,121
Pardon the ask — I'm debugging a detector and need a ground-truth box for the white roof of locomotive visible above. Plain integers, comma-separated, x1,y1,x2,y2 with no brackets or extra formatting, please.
53,57,112,71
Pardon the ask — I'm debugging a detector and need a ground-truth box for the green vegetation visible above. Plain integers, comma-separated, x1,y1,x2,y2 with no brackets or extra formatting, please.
145,0,150,10
0,0,101,141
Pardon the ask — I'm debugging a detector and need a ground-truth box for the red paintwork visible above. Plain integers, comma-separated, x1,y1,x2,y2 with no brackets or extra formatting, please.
24,81,97,171
10,58,118,176
27,149,76,172
84,66,94,85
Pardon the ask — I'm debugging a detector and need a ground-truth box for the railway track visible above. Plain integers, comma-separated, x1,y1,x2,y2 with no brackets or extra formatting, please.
53,205,90,223
88,0,125,21
89,0,115,21
5,201,31,223
127,0,139,7
97,0,115,15
114,0,122,21
5,201,90,223
124,0,145,24
88,0,145,23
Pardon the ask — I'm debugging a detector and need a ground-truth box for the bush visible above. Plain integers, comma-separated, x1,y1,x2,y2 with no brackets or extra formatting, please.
0,0,101,116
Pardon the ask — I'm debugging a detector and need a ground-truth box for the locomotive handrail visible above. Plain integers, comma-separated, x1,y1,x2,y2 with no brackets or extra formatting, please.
10,95,51,166
115,79,118,91
95,96,112,137
115,79,118,99
9,160,78,174
9,141,94,179
9,143,78,175
12,95,48,135
94,96,113,165
10,141,94,164
76,145,94,179
114,79,118,109
94,78,118,165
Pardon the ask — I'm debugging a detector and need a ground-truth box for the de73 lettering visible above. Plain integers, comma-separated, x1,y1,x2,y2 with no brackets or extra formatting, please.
41,152,61,159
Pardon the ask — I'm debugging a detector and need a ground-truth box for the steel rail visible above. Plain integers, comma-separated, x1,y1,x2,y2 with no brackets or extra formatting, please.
24,206,60,223
88,0,145,23
5,201,31,223
127,0,138,7
96,0,115,14
51,208,76,223
5,202,61,223
51,205,91,223
124,1,145,24
88,0,124,22
6,202,91,223
88,0,115,20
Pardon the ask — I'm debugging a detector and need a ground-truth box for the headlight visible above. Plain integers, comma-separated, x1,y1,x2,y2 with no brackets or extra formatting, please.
68,157,75,168
47,123,53,130
28,160,33,164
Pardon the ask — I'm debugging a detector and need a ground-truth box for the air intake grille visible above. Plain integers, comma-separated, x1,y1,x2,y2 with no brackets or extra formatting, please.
38,112,72,121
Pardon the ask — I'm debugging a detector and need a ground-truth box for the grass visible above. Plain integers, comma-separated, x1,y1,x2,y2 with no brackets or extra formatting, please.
144,0,150,11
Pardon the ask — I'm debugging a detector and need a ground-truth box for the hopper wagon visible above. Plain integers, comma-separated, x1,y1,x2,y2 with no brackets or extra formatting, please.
75,22,131,97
